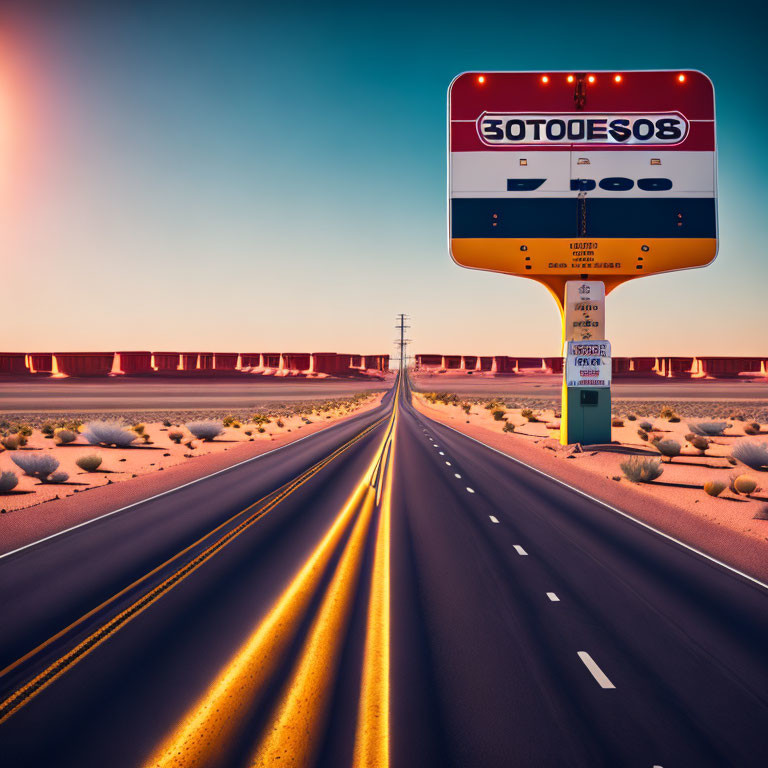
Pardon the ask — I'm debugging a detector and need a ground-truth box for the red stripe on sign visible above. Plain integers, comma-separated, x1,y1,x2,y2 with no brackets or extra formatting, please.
449,120,715,152
450,71,715,122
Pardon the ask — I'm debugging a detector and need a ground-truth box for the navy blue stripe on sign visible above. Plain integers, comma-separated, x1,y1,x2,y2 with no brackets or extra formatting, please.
451,198,716,238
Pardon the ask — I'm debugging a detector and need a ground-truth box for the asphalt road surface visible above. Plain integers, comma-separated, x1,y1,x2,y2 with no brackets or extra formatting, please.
1,374,768,767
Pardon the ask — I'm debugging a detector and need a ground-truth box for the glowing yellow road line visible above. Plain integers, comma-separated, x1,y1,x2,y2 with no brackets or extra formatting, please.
146,403,397,768
145,483,369,768
0,415,386,727
249,487,377,767
353,411,396,768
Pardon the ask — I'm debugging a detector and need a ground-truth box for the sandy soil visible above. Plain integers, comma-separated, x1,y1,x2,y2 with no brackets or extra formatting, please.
0,376,392,412
0,392,383,552
412,373,768,418
413,393,768,582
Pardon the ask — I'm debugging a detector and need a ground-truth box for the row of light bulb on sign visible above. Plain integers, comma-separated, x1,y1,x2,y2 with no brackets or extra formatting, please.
476,73,688,85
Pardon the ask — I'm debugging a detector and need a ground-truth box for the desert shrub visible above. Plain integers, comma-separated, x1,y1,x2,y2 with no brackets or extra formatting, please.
744,422,761,435
491,409,506,421
688,421,730,437
669,415,681,423
54,428,77,445
730,412,747,421
0,471,19,493
49,471,69,484
733,475,758,496
41,422,56,437
13,424,33,437
703,480,727,497
731,441,768,470
620,456,664,483
250,414,271,426
660,406,676,419
185,420,225,441
1,435,22,451
231,420,242,429
503,422,515,433
627,414,637,421
168,429,184,444
257,427,266,433
689,436,710,454
637,429,649,442
461,403,472,415
275,419,285,428
244,430,253,436
76,454,103,472
11,453,60,481
638,421,653,432
611,418,624,427
654,439,681,462
132,423,146,436
222,414,237,427
83,421,138,448
162,419,172,427
521,408,538,422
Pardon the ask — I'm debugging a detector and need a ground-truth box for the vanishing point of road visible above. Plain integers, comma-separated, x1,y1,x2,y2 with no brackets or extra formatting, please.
1,374,768,767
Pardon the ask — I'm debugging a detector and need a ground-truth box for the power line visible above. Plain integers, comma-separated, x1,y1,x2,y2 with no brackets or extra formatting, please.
394,314,411,370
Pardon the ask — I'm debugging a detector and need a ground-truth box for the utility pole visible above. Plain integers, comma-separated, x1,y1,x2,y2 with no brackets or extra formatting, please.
394,314,411,371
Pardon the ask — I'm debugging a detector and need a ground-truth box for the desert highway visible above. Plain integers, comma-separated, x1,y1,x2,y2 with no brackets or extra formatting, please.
1,374,768,767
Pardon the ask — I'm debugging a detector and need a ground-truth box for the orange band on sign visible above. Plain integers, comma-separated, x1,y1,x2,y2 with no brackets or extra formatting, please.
450,237,717,277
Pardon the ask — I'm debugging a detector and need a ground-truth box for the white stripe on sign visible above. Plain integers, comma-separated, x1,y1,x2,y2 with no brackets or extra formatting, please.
577,652,615,689
450,149,715,197
546,592,560,602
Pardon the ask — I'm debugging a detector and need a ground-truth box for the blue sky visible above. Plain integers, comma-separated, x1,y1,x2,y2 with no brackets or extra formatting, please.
2,0,765,356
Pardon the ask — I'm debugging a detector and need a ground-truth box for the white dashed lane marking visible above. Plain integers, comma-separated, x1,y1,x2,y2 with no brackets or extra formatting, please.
513,545,528,556
546,592,560,602
577,652,616,689
439,451,445,456
489,515,499,524
445,461,451,466
466,487,475,494
454,473,462,479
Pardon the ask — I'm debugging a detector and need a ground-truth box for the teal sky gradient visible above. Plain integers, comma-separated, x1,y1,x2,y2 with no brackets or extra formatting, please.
2,0,766,356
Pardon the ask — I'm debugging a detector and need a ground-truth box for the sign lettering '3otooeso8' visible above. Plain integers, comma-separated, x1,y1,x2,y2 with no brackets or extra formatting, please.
448,71,717,291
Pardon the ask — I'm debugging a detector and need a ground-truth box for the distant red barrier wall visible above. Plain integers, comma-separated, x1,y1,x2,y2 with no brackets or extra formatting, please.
54,353,114,376
115,351,153,374
0,354,29,374
262,353,281,368
214,353,238,371
240,353,261,367
153,353,181,371
281,353,310,372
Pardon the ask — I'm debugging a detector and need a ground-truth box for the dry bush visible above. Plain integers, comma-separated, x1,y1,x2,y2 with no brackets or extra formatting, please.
689,435,710,454
1,435,22,451
731,441,768,470
620,456,664,483
185,421,224,441
654,439,681,462
733,475,758,496
688,421,730,437
84,422,138,448
491,409,506,421
703,480,727,497
503,422,515,433
76,454,103,472
638,421,653,432
54,428,77,445
11,453,60,481
0,471,19,493
167,429,185,444
611,418,624,427
49,471,69,484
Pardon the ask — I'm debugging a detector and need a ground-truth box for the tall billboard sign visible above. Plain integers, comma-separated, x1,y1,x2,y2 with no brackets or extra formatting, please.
448,70,717,302
448,71,717,444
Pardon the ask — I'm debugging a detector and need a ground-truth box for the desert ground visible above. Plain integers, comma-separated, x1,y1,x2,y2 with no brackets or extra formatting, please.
0,375,392,413
0,391,383,527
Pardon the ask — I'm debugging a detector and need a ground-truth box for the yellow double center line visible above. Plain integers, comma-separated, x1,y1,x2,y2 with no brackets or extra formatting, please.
146,376,401,768
0,412,388,726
